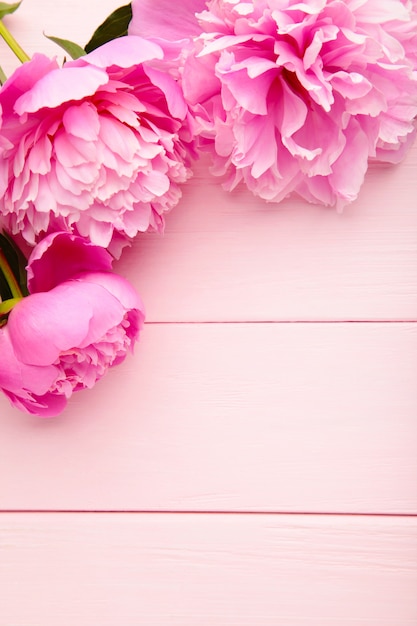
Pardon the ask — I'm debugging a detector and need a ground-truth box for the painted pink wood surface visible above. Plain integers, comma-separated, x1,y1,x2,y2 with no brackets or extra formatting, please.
2,2,417,327
1,1,416,624
1,513,416,626
1,0,120,75
0,323,416,513
118,147,417,323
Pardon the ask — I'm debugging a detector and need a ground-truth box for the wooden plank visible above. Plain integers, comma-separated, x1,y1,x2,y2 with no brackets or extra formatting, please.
1,322,416,514
117,145,417,322
1,2,416,324
0,0,120,77
1,512,416,625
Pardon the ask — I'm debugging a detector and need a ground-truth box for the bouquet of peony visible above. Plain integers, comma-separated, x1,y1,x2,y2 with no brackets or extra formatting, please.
0,0,416,417
0,1,194,416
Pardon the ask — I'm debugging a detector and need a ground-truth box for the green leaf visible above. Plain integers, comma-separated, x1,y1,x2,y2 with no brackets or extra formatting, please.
0,1,21,19
84,3,132,53
0,269,12,302
0,232,20,283
0,232,29,297
44,34,86,59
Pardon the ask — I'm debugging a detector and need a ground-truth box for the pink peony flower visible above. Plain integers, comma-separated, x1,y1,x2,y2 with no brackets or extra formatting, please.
131,0,417,208
0,36,194,252
0,232,144,417
129,0,208,48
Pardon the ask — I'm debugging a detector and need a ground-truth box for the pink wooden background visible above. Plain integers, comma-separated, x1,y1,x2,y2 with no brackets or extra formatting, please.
1,1,416,623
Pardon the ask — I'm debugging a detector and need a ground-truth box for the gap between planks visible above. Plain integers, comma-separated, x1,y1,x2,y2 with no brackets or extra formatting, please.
145,319,417,324
1,511,417,517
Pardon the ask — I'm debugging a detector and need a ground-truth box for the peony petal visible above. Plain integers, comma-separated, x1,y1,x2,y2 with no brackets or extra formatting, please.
7,279,132,366
143,66,187,119
329,120,370,202
218,64,275,115
237,115,278,178
71,281,128,348
7,286,93,366
129,0,207,41
15,66,109,114
27,136,53,175
77,217,114,248
287,0,328,15
140,169,170,197
275,40,334,111
182,52,220,104
34,178,57,214
280,81,308,141
329,71,373,99
304,26,339,70
27,232,113,293
74,36,163,69
0,329,58,396
73,271,144,314
1,54,59,116
2,389,68,418
53,132,89,168
62,102,100,141
99,116,138,162
375,126,416,163
350,0,410,24
198,34,266,57
235,57,278,80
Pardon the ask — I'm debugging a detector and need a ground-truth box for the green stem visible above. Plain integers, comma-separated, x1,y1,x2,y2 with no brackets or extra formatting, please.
0,20,30,63
0,64,7,84
0,248,23,298
0,296,22,315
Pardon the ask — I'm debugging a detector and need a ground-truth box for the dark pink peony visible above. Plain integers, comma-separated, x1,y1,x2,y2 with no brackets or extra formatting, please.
0,232,144,417
0,36,194,252
131,0,417,208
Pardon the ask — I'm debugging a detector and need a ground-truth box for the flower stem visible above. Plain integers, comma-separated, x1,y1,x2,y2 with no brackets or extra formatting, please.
0,64,7,84
0,20,30,63
0,296,22,316
0,248,23,298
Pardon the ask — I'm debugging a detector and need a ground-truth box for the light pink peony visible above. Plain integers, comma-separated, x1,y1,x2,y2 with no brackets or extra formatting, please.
0,232,144,417
131,0,417,208
0,36,194,252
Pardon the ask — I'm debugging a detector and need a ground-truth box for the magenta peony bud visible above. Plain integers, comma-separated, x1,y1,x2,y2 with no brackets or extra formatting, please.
0,232,144,417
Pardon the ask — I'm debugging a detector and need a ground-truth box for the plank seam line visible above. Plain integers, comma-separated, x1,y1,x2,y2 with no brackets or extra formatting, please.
145,320,417,325
1,510,416,517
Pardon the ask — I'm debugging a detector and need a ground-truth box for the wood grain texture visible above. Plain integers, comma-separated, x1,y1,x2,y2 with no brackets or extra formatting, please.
2,2,416,324
1,1,416,623
116,145,417,323
1,513,416,626
1,323,416,513
1,0,120,76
